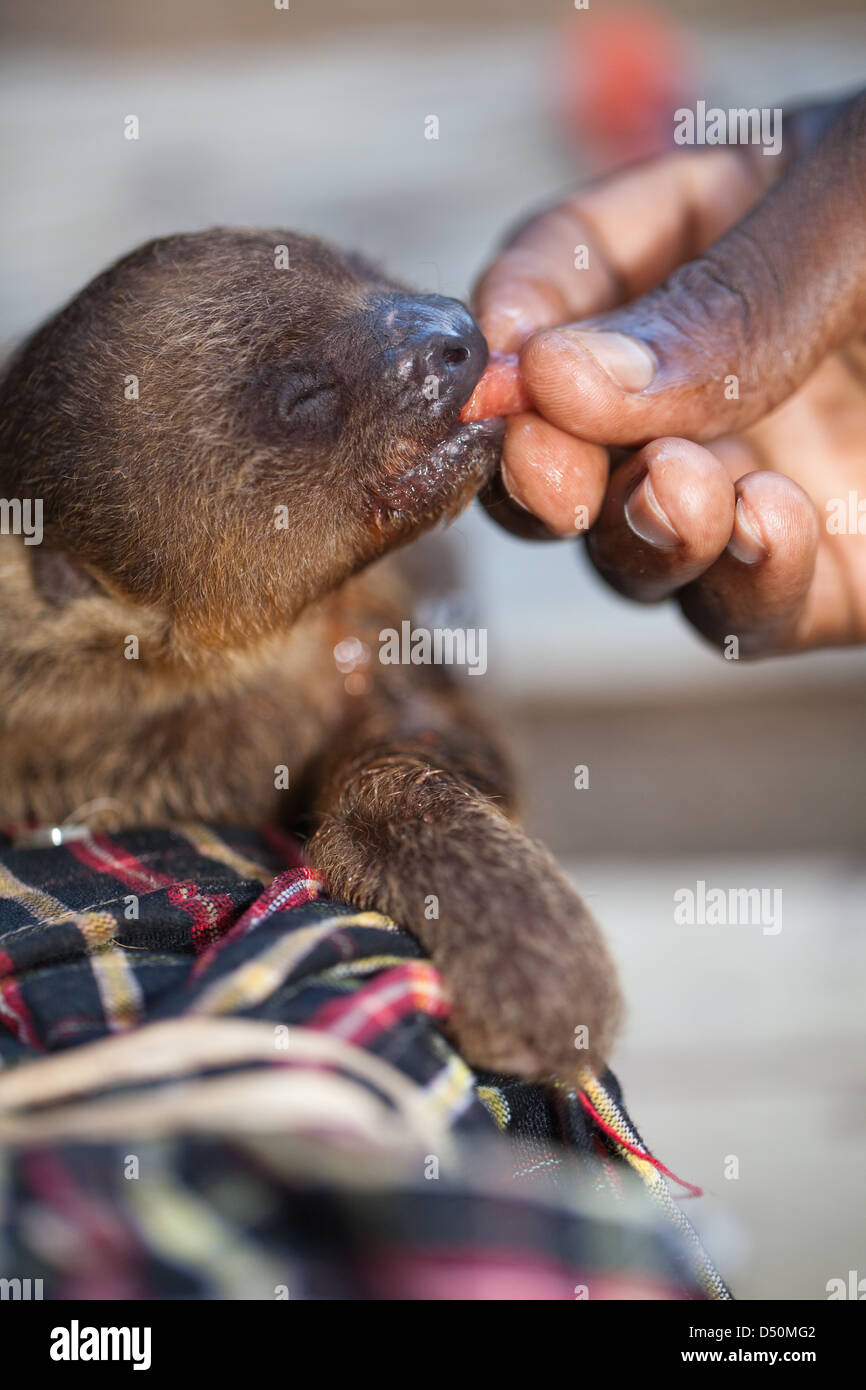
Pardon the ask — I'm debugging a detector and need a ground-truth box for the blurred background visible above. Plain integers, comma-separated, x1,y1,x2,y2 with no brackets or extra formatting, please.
1,0,864,1299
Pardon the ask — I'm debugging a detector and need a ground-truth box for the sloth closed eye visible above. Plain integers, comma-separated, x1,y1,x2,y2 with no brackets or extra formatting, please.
249,361,342,443
276,378,340,431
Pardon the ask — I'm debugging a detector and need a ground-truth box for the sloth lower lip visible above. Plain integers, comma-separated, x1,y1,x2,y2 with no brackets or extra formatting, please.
369,417,504,519
424,416,505,490
428,415,504,461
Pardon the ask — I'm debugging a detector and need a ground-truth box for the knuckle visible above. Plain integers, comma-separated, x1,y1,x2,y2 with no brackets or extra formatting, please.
644,227,805,414
662,231,785,367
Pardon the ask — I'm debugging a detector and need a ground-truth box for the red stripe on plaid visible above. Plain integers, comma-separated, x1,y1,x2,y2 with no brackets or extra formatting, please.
166,883,237,954
592,1133,627,1200
258,823,308,868
578,1091,703,1198
70,836,176,893
0,949,42,1048
72,835,243,954
307,961,448,1046
362,1251,688,1301
23,1150,145,1299
192,867,328,976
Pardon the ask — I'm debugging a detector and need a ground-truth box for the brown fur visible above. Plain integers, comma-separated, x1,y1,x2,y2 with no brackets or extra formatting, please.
0,229,621,1079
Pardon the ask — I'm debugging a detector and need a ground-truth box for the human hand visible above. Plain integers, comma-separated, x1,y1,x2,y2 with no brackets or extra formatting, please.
474,94,866,655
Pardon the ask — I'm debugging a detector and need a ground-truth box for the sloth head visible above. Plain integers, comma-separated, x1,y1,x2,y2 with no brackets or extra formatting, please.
0,229,501,647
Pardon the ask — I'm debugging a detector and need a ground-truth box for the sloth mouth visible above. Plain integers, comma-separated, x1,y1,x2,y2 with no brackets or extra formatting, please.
369,416,505,527
426,415,504,474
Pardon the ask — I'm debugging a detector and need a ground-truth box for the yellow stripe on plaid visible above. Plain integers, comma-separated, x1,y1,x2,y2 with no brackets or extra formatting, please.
475,1084,511,1131
190,911,395,1017
0,863,119,953
426,1051,477,1121
316,953,409,981
126,1163,294,1300
579,1068,665,1192
577,1067,731,1301
176,823,275,887
0,864,70,925
90,946,146,1032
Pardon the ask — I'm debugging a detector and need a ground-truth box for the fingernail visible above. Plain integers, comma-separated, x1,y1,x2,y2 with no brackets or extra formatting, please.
625,473,680,550
568,329,656,392
480,306,537,355
727,497,768,564
500,461,532,513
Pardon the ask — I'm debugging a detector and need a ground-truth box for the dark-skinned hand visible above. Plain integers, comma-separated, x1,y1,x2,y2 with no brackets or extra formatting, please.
474,93,866,656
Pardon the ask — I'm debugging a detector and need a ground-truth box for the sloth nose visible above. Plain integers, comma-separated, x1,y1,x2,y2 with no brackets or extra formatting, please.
382,294,489,411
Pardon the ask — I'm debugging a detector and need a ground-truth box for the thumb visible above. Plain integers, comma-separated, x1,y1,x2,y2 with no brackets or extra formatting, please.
520,95,866,447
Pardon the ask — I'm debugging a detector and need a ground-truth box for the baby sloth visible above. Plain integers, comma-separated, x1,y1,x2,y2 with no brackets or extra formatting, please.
0,229,621,1079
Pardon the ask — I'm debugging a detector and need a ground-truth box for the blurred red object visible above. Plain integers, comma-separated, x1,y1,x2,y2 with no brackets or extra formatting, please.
558,4,697,169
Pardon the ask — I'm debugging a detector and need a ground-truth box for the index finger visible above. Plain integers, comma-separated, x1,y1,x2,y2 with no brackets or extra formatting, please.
473,148,762,352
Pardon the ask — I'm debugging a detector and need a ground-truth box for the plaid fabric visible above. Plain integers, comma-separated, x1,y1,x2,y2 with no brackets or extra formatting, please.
0,823,731,1300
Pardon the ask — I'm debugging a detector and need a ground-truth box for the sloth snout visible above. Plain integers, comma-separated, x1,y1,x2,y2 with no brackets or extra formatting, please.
372,293,488,413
